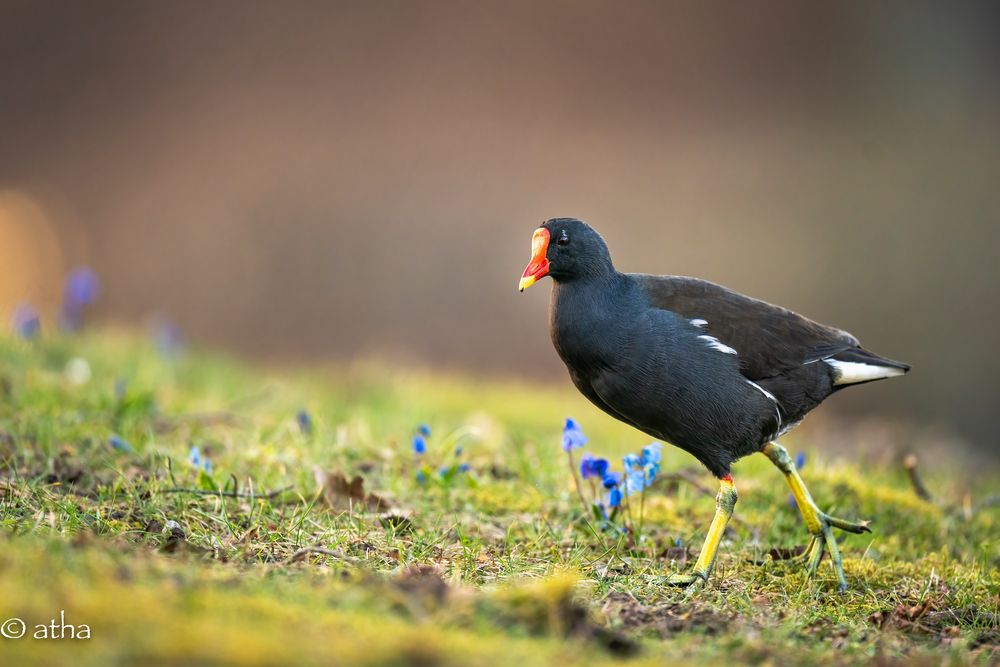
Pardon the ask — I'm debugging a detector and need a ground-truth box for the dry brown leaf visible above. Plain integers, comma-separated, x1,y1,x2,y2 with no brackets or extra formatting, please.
313,466,393,511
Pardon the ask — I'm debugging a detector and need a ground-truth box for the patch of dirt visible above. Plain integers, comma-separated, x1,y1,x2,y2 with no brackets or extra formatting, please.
870,601,999,650
487,463,518,480
601,591,735,638
658,545,690,564
393,564,450,605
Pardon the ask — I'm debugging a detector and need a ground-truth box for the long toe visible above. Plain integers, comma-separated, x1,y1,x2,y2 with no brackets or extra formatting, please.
663,572,708,599
663,572,708,593
775,515,866,589
782,536,820,568
664,572,706,586
802,515,860,591
824,513,872,534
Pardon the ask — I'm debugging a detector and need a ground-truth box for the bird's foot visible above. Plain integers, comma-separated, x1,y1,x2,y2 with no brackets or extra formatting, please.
782,510,871,593
763,442,871,593
660,477,737,597
663,571,708,597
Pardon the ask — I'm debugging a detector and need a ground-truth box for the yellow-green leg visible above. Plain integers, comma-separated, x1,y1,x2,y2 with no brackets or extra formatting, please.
762,442,871,592
666,475,737,592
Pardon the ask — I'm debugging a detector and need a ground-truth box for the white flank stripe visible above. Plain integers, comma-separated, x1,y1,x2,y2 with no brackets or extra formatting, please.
745,379,777,403
698,335,737,355
825,359,906,386
690,318,708,328
746,379,783,436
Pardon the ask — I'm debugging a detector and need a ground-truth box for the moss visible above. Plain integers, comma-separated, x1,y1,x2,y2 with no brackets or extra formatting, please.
0,331,997,665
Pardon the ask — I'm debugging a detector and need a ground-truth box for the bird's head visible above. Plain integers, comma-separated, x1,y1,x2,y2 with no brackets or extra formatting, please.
518,218,613,291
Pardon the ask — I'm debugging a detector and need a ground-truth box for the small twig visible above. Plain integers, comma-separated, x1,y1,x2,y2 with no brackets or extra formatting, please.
159,485,292,499
903,454,938,503
660,469,716,498
903,454,1000,519
284,546,359,564
657,470,744,526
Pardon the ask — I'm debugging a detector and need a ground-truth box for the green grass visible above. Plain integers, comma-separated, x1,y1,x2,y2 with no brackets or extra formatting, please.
0,331,997,666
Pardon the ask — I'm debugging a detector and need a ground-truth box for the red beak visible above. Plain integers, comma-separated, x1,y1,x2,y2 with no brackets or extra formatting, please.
519,227,550,291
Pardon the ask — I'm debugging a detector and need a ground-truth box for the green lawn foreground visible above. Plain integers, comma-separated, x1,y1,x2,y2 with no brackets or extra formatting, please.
0,331,997,666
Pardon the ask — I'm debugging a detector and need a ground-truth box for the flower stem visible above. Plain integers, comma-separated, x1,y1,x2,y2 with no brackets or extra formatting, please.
621,491,636,546
637,487,646,553
567,449,590,514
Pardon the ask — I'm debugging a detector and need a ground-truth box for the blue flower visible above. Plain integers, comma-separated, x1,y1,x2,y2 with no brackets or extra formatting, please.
644,461,660,484
602,471,621,489
458,463,471,473
580,454,610,480
59,268,100,331
454,445,464,457
608,487,623,507
151,317,184,358
795,451,807,469
188,445,211,472
561,417,588,451
418,424,432,437
11,303,40,340
416,470,427,484
622,453,641,471
296,409,314,435
64,268,100,307
641,442,663,465
412,434,427,455
108,435,133,453
674,537,683,548
625,468,646,496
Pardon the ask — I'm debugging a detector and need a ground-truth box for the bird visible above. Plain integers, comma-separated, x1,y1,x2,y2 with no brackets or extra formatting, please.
518,218,909,592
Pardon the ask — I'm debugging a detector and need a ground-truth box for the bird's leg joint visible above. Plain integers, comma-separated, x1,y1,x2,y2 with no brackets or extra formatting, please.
762,442,794,474
716,475,738,514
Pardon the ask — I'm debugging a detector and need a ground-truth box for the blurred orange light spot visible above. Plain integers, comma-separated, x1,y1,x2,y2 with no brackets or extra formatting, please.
0,191,65,318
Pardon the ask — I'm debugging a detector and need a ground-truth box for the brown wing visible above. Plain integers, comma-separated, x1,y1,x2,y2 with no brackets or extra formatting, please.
631,273,859,381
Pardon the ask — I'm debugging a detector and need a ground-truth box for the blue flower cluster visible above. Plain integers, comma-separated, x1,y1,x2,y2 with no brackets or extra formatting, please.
188,445,213,474
412,424,471,485
562,418,665,522
9,267,102,339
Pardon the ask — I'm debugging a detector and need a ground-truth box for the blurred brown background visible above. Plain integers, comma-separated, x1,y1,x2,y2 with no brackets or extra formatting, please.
1,1,998,452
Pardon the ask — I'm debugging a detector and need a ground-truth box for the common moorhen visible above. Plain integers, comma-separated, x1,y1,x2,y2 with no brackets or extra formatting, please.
518,218,909,592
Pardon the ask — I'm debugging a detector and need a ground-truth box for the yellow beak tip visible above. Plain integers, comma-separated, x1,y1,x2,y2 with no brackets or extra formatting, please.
518,277,536,291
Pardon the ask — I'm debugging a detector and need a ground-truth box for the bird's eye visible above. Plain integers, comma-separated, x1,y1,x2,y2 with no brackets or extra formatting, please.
557,231,570,246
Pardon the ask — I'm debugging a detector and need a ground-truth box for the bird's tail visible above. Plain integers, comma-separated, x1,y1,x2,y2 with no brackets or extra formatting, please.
824,348,911,387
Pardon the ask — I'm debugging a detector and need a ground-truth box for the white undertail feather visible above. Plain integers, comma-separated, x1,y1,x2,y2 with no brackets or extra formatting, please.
824,359,906,386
